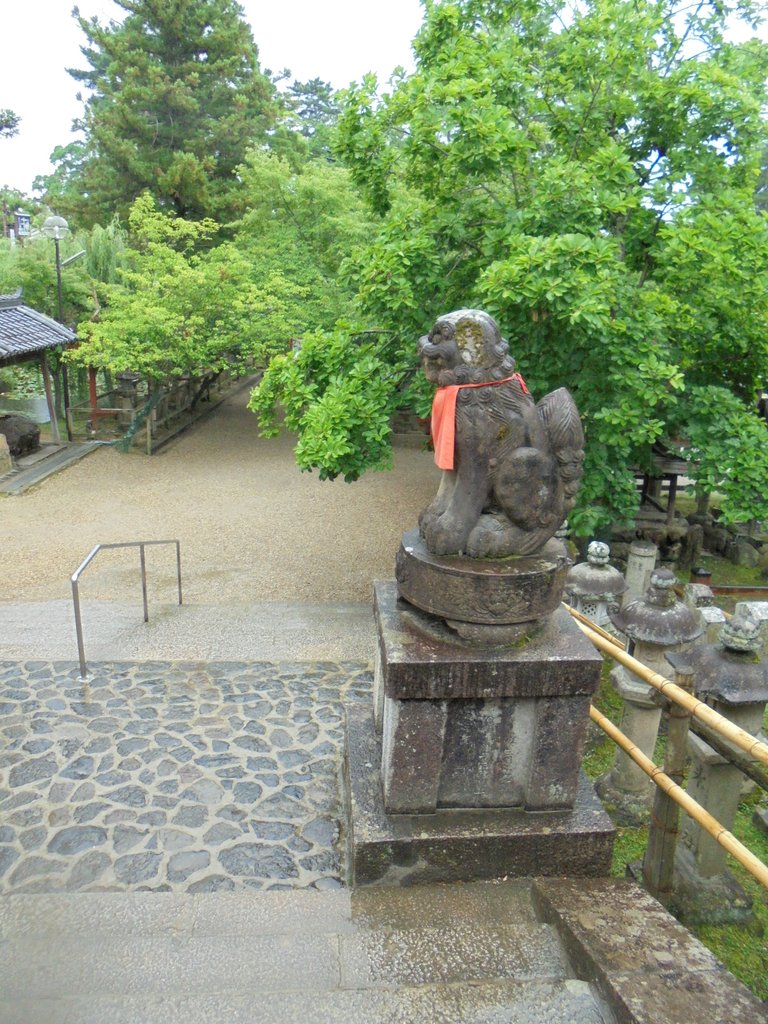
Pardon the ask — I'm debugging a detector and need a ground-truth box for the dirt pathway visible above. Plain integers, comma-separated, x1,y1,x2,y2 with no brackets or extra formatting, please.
1,387,440,606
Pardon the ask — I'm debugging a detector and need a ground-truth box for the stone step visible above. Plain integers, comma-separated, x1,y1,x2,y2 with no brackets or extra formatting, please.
0,442,97,495
0,978,606,1024
0,600,376,662
0,884,611,1024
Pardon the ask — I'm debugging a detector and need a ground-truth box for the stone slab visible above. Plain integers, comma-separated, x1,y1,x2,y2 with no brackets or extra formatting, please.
395,528,570,624
380,690,592,812
532,877,766,1024
344,703,615,886
338,921,567,988
374,581,603,700
0,980,608,1024
2,932,342,1000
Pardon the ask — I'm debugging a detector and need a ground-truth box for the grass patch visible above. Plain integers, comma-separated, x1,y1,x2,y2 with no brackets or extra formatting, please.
692,796,768,999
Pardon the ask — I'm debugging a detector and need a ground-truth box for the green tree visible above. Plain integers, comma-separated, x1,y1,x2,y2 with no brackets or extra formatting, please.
284,78,341,159
68,194,302,379
235,149,373,335
257,0,768,529
0,232,93,324
0,109,20,138
50,0,277,225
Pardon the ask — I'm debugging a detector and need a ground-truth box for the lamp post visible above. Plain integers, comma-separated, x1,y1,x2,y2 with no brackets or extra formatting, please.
42,215,73,441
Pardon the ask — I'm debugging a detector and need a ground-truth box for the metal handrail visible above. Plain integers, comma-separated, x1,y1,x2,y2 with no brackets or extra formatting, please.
71,540,182,678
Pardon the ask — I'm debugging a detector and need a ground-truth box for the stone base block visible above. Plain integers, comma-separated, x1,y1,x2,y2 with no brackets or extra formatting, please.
670,847,755,926
374,582,603,814
594,771,653,827
344,703,615,887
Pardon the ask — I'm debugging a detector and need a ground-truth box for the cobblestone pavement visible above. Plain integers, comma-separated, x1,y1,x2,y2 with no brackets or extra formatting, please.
0,660,371,894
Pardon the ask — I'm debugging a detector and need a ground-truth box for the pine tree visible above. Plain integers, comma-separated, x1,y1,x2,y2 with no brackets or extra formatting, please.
52,0,277,225
0,109,20,138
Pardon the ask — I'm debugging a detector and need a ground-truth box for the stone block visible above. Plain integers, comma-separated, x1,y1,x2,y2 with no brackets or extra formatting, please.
436,697,535,809
374,582,602,701
700,605,727,643
0,432,11,475
533,877,764,1024
374,583,602,813
0,414,39,456
735,600,768,654
381,697,446,814
344,703,615,887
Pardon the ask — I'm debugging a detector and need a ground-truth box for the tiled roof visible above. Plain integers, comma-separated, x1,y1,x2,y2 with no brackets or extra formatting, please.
0,291,76,366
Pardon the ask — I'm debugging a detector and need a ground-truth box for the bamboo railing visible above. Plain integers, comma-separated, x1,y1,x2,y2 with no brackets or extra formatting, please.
564,604,768,767
565,603,768,892
590,704,768,890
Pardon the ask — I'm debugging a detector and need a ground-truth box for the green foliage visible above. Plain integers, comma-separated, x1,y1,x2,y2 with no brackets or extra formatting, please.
46,0,278,226
0,109,20,139
0,234,93,325
672,386,768,525
67,195,301,379
695,795,768,1000
283,78,341,160
233,150,374,334
249,325,414,481
86,217,127,285
317,0,768,528
0,364,45,399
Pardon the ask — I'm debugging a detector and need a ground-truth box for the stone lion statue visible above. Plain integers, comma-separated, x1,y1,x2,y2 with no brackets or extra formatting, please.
418,309,584,558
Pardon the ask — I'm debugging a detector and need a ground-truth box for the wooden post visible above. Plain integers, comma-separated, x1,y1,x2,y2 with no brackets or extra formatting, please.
642,665,695,905
39,354,60,443
88,366,99,422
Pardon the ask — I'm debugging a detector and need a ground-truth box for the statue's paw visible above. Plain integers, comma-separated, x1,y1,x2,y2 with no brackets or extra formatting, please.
466,514,515,558
424,515,468,556
418,505,439,535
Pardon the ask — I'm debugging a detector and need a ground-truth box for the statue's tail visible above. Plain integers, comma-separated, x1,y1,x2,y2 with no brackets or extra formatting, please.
536,388,585,515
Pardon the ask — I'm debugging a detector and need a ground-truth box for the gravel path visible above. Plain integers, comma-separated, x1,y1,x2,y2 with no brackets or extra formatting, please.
1,386,440,606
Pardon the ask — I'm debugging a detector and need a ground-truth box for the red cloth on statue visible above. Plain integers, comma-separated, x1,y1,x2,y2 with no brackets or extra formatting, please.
430,373,529,470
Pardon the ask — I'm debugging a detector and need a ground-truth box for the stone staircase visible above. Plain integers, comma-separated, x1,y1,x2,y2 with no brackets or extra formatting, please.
0,881,610,1024
3,878,765,1024
1,659,766,1023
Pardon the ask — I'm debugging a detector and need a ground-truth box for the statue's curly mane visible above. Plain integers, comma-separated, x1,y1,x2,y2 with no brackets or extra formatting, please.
433,309,517,386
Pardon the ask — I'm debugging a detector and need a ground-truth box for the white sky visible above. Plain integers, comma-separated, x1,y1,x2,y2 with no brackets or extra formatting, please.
0,0,425,194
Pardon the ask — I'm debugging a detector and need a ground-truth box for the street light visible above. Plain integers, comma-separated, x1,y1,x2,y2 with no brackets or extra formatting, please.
42,215,74,440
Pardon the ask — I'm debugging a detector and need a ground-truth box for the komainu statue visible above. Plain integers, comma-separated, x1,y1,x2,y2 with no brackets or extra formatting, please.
418,309,584,558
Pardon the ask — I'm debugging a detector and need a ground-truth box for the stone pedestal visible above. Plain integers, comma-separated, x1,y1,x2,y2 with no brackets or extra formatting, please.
596,667,662,823
345,701,615,886
672,714,761,924
395,528,569,643
344,582,615,885
598,569,703,825
669,617,768,924
0,433,12,476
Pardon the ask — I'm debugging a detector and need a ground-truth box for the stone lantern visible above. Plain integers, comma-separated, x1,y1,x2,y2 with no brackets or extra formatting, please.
673,616,768,923
116,372,141,427
564,541,626,628
683,582,726,643
596,568,704,823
